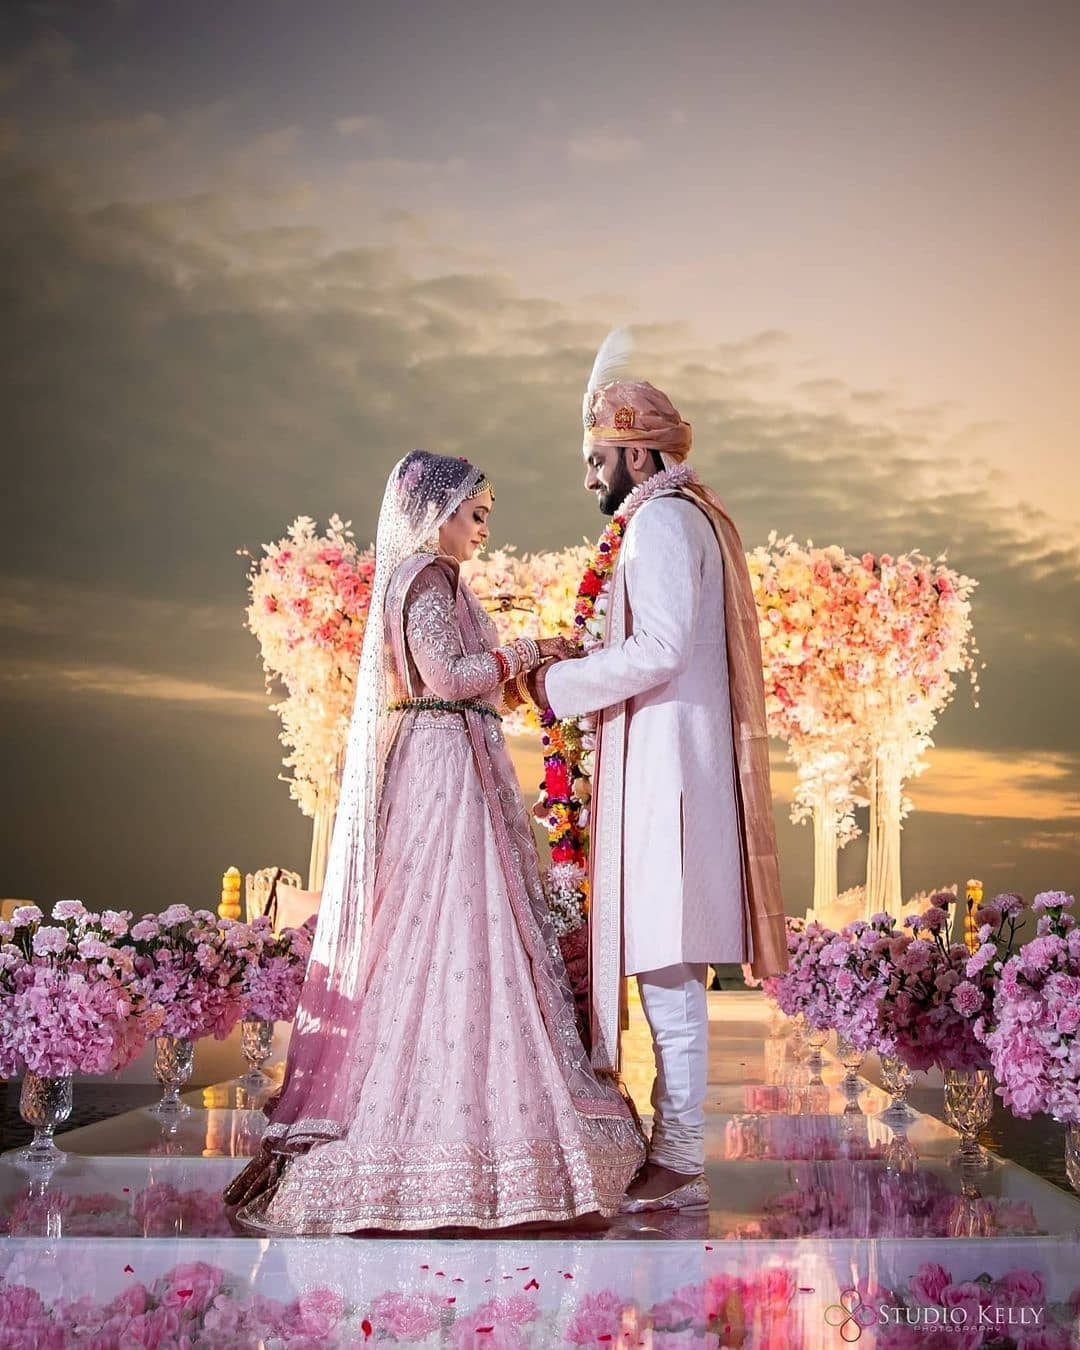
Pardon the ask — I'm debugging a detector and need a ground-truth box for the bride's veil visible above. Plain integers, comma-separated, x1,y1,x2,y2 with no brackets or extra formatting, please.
262,451,488,1149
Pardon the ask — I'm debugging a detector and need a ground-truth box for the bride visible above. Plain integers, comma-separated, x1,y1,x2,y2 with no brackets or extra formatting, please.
228,450,643,1233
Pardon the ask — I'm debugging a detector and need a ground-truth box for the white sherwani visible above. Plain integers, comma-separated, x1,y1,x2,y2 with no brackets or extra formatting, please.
546,492,745,979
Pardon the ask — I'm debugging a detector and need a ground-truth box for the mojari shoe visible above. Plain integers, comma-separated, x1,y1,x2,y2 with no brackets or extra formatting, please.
618,1175,710,1214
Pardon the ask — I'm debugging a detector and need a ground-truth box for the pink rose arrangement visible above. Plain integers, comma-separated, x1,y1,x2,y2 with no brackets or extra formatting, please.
0,1262,347,1346
127,905,248,1042
246,515,376,818
0,901,162,1079
239,914,315,1022
978,891,1080,1122
875,891,1023,1072
870,1261,1079,1349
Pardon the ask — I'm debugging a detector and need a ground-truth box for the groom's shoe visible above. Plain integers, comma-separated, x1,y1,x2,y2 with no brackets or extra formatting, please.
619,1164,710,1214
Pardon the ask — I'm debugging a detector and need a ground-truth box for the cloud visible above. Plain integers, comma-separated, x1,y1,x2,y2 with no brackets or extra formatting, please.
0,659,269,714
1,166,1078,905
0,27,74,95
335,115,380,138
80,112,167,144
566,131,643,164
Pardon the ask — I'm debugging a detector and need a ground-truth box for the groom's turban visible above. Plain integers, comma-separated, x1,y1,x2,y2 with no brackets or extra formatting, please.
582,379,693,462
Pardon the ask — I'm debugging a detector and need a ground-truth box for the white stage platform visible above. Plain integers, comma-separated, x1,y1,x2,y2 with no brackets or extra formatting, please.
2,992,1079,1346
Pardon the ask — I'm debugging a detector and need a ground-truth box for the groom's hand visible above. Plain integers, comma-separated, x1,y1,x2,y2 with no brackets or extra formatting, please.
525,660,551,709
536,636,580,662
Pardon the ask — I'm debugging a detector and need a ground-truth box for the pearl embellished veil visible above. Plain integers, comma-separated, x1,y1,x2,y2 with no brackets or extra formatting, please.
263,450,486,1149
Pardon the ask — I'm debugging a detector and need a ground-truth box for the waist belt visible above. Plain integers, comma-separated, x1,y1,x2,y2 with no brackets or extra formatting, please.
387,697,503,721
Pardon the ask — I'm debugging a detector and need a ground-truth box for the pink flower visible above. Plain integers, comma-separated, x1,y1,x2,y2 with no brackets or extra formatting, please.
999,1267,1045,1306
108,1284,149,1318
368,1291,441,1338
565,1290,633,1345
909,1262,951,1304
941,1280,992,1321
951,982,984,1017
291,1287,345,1338
31,926,69,956
472,1295,539,1326
1033,891,1074,912
0,1282,49,1324
156,1261,225,1316
159,905,193,928
52,900,87,920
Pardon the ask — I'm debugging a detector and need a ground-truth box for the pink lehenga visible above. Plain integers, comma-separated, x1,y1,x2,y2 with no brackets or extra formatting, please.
231,455,642,1235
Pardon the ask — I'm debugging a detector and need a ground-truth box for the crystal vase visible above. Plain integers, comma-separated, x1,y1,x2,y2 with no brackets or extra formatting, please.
880,1055,915,1121
18,1073,73,1168
883,1121,919,1175
836,1033,865,1082
805,1025,829,1080
151,1035,194,1117
240,1017,273,1084
1066,1123,1080,1196
943,1068,994,1173
805,1025,829,1054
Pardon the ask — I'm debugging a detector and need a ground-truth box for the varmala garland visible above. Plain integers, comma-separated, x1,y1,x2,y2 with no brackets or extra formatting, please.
536,465,697,938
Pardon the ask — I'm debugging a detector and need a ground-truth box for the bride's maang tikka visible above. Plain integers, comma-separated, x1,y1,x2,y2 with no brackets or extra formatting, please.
465,471,494,502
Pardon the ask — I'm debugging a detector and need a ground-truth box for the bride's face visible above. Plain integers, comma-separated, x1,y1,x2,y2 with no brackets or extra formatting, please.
438,488,492,561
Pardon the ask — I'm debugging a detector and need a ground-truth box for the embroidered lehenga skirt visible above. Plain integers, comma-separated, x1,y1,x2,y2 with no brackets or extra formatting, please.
238,711,643,1234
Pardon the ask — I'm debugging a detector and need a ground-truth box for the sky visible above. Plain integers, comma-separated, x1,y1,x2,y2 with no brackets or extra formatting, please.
1,0,1078,916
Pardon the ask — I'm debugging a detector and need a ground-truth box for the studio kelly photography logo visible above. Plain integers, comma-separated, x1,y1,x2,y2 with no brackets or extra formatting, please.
824,1288,1051,1342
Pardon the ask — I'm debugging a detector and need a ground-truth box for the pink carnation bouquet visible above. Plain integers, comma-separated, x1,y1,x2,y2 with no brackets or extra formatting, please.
876,891,1024,1072
820,912,897,1052
763,918,841,1031
240,916,314,1022
0,901,162,1078
978,891,1080,1122
127,905,249,1042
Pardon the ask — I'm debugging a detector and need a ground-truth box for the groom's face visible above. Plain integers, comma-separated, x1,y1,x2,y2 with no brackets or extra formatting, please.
583,444,634,516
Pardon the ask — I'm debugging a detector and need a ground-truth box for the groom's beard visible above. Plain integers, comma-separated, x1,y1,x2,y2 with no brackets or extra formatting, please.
597,454,635,516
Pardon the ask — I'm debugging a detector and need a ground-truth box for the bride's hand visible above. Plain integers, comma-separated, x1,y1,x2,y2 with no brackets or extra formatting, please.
537,636,580,662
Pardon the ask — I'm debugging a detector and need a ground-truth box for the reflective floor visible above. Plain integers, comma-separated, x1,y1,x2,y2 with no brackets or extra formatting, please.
2,993,1079,1346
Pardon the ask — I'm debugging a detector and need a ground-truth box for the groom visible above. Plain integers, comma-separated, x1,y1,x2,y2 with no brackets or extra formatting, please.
529,333,788,1211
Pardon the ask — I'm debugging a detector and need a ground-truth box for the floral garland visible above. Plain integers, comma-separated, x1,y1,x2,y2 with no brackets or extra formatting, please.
539,464,696,935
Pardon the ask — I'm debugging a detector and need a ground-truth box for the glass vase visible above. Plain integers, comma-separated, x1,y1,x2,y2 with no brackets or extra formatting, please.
1066,1123,1080,1196
18,1073,73,1169
240,1017,273,1084
805,1025,829,1080
151,1035,194,1117
836,1033,865,1081
805,1025,829,1054
944,1068,994,1173
880,1055,915,1121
